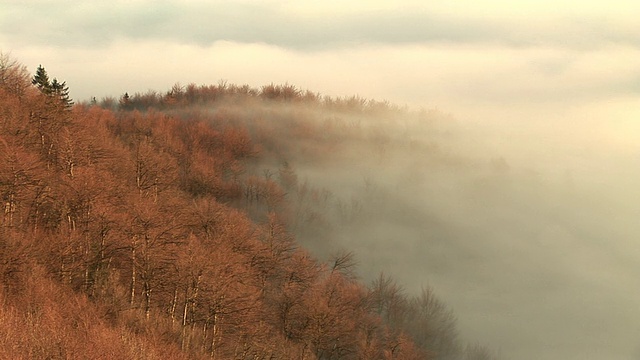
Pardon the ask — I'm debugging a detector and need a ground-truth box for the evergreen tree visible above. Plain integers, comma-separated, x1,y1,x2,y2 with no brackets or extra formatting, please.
32,65,73,108
51,78,73,108
119,92,131,110
32,64,51,94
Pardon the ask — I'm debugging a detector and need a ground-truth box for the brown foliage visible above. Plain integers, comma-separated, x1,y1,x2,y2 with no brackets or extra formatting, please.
0,56,472,360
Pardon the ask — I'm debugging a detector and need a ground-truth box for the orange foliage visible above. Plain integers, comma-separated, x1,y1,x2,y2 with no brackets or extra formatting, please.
0,56,440,360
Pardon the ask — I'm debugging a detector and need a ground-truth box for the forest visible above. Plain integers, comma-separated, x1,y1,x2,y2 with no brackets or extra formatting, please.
0,54,499,359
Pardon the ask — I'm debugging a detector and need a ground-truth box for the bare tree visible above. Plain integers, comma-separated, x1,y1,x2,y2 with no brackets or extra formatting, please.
406,287,462,360
0,52,30,96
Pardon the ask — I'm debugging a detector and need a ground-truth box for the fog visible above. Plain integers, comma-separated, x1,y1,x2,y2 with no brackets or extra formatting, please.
243,95,640,360
4,1,640,358
7,38,640,360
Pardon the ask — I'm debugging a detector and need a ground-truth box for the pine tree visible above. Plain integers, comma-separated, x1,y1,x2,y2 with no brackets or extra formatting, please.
32,65,51,94
32,65,73,108
51,78,73,108
119,92,131,110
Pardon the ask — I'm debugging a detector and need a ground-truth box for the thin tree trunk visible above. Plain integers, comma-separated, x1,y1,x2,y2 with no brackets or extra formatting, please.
144,281,151,320
210,313,218,359
130,237,137,306
170,287,178,325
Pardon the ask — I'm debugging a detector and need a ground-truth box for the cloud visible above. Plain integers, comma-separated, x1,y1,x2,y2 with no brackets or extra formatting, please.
274,82,640,359
278,91,640,359
2,1,639,50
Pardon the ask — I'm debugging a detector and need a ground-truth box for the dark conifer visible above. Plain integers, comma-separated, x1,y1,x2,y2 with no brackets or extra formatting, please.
32,65,73,108
119,92,131,110
32,64,51,94
51,78,73,108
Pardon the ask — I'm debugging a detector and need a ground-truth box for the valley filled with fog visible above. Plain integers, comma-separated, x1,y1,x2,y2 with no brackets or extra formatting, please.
253,98,640,360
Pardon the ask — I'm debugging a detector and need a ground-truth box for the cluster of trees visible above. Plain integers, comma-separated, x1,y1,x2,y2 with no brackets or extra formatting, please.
98,81,401,115
31,65,73,108
0,54,498,359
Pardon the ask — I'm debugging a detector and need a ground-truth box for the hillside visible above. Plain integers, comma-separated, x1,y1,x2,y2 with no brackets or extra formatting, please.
0,56,498,359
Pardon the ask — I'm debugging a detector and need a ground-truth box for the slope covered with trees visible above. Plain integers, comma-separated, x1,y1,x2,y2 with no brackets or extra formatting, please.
0,54,498,359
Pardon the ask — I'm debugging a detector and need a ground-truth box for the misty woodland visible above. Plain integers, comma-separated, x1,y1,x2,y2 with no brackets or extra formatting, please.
0,54,499,359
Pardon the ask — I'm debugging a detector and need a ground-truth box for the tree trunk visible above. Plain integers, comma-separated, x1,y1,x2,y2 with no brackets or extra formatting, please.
130,236,137,306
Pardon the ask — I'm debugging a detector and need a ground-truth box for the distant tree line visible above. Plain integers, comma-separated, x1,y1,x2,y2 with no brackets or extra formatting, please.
93,81,401,115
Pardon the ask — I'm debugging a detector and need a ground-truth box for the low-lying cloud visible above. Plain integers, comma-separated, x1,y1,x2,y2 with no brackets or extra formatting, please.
273,97,640,359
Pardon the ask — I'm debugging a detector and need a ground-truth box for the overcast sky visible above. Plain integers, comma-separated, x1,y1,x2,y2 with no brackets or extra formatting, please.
2,1,639,110
3,1,639,151
2,1,640,359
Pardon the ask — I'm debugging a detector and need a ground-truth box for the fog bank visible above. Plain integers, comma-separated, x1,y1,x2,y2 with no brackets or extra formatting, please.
268,96,640,360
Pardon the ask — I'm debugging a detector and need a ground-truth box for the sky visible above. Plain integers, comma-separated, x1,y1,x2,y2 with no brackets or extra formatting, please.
2,1,639,148
2,1,640,359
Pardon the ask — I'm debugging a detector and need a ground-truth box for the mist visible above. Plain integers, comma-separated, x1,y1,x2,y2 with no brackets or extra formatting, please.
4,1,640,357
216,90,640,360
8,40,639,359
